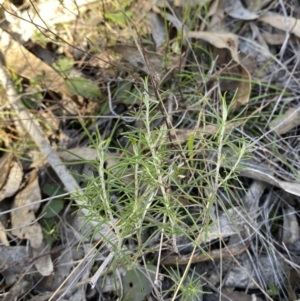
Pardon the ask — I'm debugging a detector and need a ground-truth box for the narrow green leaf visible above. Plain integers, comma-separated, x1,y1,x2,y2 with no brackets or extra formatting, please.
66,77,101,99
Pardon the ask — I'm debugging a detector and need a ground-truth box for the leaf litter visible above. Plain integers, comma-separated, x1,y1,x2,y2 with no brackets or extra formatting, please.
1,0,300,301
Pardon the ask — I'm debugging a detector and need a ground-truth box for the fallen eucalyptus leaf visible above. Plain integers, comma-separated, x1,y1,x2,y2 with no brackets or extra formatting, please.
259,12,300,38
239,162,300,197
230,63,251,111
221,0,259,20
0,161,23,202
269,106,300,135
0,153,13,189
282,206,299,245
11,174,43,248
187,31,239,61
0,220,9,246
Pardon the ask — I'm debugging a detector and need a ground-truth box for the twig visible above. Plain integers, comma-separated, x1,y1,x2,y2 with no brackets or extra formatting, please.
89,251,114,288
161,241,250,265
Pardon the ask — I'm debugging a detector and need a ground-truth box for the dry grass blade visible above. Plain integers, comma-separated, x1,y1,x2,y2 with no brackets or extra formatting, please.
187,31,239,61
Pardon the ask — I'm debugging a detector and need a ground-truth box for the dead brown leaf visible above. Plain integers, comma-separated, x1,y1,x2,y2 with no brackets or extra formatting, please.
261,33,287,45
187,31,239,61
282,206,299,245
269,106,300,135
221,0,259,20
230,63,251,111
11,173,43,249
259,12,300,38
0,160,23,202
0,220,9,246
239,162,300,197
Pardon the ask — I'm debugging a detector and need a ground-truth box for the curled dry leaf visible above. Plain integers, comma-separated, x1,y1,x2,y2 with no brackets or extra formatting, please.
282,206,299,245
230,63,251,111
221,0,259,20
269,106,300,135
148,12,167,49
11,174,43,249
0,29,72,97
259,12,300,38
239,161,300,197
0,160,23,202
152,6,187,37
